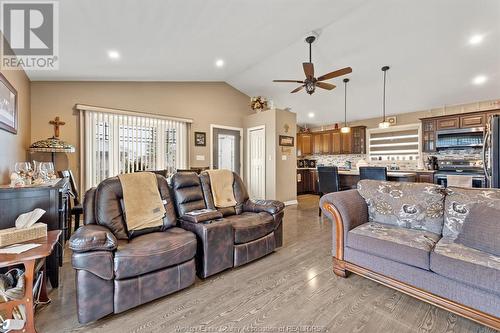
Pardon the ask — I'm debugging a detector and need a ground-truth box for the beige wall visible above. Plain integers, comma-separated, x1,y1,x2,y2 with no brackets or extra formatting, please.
30,81,251,184
244,109,297,203
275,109,297,203
311,99,500,131
0,69,31,184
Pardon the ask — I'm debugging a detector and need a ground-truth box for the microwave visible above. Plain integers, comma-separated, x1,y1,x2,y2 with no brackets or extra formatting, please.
436,127,484,149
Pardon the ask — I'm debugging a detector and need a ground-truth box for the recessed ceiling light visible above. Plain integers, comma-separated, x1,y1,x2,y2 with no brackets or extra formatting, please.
308,112,315,118
468,34,484,45
215,59,224,68
472,75,487,85
108,50,120,60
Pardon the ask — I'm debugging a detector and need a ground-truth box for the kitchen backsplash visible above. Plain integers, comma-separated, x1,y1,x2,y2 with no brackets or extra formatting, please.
304,154,367,168
304,148,482,170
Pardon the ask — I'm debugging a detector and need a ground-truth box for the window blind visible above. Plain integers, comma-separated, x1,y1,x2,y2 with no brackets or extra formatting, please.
368,124,420,162
81,109,188,190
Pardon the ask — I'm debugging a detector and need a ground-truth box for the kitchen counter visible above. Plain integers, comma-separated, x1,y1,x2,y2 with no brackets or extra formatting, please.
338,170,417,177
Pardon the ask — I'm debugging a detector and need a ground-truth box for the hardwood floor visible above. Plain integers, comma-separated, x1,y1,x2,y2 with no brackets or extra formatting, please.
36,195,495,333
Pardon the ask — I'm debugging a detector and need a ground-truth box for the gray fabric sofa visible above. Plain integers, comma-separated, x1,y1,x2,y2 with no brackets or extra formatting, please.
320,180,500,330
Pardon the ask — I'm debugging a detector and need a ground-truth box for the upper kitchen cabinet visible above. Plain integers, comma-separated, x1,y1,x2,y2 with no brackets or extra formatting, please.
297,133,313,157
421,109,500,153
460,114,485,128
422,119,436,152
436,116,460,130
296,126,365,156
350,126,366,154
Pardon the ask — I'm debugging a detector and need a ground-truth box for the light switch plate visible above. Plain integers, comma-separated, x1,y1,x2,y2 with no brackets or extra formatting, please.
196,155,205,161
282,155,287,160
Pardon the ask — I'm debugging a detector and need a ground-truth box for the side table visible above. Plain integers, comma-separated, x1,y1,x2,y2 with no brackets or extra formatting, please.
0,230,61,333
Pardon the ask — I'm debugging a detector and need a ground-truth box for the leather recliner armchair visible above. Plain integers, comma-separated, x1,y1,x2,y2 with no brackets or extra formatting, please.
171,171,285,278
69,175,197,324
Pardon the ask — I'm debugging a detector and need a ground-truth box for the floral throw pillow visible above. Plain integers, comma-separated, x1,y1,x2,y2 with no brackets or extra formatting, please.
443,187,500,239
357,179,445,235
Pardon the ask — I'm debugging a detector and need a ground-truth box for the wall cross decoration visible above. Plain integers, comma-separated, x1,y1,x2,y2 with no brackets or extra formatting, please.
49,117,66,138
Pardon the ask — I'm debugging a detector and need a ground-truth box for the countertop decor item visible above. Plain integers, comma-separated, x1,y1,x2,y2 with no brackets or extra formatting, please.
379,66,391,129
340,78,351,133
0,72,17,134
29,117,75,169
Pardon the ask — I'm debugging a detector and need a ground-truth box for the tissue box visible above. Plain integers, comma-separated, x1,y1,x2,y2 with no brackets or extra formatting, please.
0,223,47,248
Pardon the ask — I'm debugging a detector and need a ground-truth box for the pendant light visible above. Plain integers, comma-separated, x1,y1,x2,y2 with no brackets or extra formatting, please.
340,78,351,133
378,65,391,129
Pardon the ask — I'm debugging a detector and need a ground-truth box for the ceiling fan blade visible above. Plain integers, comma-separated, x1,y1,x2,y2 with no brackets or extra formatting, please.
291,85,305,93
273,80,304,83
317,67,352,81
316,82,336,90
303,62,314,79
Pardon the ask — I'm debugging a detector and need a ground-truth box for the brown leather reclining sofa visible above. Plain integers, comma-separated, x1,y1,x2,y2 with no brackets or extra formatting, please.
69,172,285,324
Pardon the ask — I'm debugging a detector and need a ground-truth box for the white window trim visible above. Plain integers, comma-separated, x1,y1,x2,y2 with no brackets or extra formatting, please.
77,104,190,191
367,123,422,160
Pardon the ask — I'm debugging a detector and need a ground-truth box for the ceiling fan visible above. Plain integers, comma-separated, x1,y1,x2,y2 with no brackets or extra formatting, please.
273,35,352,95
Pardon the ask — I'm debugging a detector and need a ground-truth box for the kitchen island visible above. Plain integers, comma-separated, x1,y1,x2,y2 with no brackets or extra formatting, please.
297,168,436,194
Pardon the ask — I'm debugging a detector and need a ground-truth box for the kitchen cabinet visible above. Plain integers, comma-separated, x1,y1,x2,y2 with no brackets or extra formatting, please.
436,117,460,130
422,119,436,152
321,132,331,154
421,109,500,153
416,172,435,184
297,169,318,194
351,126,366,154
331,131,342,154
297,133,313,156
341,131,352,154
297,126,366,156
460,114,484,128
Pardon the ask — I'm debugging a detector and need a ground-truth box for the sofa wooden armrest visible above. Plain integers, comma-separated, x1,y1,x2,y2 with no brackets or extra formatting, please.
319,189,369,276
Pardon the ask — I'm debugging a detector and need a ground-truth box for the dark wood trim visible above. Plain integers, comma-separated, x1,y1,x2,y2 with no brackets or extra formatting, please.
419,108,500,121
337,260,500,330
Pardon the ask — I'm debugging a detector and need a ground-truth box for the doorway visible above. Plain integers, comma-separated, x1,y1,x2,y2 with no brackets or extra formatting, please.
210,125,243,175
247,126,266,200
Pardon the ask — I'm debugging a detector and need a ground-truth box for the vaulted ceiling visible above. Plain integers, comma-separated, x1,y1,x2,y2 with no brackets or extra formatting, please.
26,0,500,125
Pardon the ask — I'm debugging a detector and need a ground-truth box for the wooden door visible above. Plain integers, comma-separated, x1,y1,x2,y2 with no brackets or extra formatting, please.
331,131,341,154
436,117,459,130
321,132,331,154
302,134,312,155
460,114,484,128
351,126,366,154
421,120,436,152
341,132,352,154
313,133,322,154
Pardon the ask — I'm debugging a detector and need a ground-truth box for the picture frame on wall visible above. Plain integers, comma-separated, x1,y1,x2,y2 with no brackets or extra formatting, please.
194,131,206,146
279,135,294,147
0,73,17,134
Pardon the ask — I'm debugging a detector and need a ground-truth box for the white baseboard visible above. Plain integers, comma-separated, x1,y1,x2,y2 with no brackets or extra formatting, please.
284,199,298,206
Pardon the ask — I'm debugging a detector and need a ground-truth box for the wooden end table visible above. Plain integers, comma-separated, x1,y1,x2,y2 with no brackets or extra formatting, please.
0,230,61,333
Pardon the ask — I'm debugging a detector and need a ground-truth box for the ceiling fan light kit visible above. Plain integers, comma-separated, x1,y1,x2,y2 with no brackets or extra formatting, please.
340,78,351,133
273,35,351,95
378,65,391,129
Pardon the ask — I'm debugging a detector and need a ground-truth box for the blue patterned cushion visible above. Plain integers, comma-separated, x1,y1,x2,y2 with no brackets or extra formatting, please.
357,180,445,235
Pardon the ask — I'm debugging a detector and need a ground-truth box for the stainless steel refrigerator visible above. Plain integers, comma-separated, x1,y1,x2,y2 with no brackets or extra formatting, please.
484,115,500,188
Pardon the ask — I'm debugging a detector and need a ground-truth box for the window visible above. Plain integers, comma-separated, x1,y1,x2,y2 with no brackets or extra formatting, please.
367,124,420,162
80,107,189,189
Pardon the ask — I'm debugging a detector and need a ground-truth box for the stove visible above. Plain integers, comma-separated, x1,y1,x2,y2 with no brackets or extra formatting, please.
435,159,486,188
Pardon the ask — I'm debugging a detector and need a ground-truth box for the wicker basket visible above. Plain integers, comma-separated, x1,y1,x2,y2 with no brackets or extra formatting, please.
0,223,47,248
